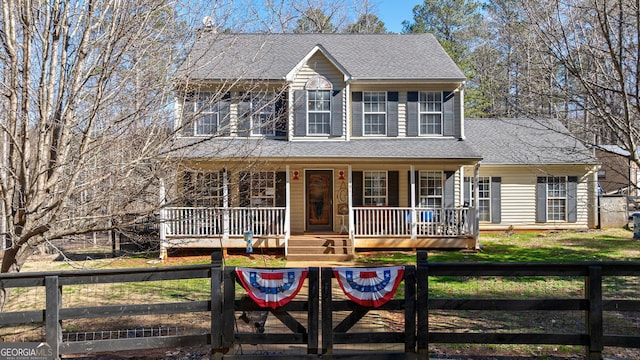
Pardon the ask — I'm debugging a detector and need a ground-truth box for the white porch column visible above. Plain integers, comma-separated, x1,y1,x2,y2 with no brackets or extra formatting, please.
348,165,354,242
410,165,417,240
285,165,291,256
222,169,229,243
159,178,167,260
474,162,481,245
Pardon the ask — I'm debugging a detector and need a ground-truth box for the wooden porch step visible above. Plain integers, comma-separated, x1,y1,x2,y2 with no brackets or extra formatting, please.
286,234,353,261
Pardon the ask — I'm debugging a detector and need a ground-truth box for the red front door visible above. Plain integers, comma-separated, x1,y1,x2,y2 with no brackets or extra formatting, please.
306,170,333,231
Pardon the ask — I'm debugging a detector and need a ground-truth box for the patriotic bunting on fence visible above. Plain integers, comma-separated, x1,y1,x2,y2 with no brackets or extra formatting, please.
333,266,405,308
235,268,308,309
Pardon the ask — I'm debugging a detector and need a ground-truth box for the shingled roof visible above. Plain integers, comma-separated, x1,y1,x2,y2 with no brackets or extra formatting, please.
177,33,465,82
464,118,598,165
169,137,482,163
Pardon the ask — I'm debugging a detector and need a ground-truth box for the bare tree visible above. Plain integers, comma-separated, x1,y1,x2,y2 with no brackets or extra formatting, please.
522,0,640,178
0,0,210,309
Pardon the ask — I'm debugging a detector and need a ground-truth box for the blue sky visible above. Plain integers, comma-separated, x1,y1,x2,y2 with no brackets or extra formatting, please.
376,0,422,33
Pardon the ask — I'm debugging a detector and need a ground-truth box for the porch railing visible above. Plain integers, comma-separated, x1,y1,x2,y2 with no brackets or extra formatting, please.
163,207,286,237
353,207,475,237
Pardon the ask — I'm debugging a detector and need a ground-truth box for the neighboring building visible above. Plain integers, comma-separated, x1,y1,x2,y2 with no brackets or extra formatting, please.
160,32,599,259
594,145,640,196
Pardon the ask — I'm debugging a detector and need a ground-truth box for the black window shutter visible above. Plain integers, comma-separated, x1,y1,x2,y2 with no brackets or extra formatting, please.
491,177,502,224
276,172,286,207
407,91,419,136
182,96,195,136
443,171,455,208
443,91,455,136
387,92,398,137
182,171,193,206
331,90,343,136
239,171,250,207
536,177,547,222
352,92,363,137
352,171,363,206
237,94,251,137
275,92,287,137
388,171,399,206
294,90,306,136
567,176,578,223
219,94,231,136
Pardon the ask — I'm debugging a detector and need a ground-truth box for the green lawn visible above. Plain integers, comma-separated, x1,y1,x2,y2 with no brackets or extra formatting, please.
356,228,640,264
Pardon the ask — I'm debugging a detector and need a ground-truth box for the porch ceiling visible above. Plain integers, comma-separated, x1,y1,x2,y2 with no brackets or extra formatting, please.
168,137,483,164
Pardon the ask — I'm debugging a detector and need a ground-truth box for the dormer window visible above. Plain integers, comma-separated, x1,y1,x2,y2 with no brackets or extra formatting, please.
305,76,333,135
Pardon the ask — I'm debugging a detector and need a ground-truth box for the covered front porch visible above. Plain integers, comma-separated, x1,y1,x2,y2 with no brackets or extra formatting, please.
159,165,480,258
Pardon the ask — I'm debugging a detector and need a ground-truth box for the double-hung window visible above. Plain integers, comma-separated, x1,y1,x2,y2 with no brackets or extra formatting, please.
465,176,491,222
307,90,331,135
546,176,567,221
363,92,386,135
184,92,228,136
251,94,276,136
419,171,443,208
363,171,387,206
419,91,442,135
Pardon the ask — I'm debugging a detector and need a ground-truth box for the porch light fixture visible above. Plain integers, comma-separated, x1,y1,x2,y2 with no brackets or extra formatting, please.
293,170,299,180
338,170,345,180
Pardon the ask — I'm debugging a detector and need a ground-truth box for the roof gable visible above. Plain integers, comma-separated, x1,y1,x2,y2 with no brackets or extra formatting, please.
177,33,466,82
286,44,350,82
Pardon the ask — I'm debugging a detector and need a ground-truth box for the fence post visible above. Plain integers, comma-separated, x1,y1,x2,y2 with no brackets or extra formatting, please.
210,250,224,360
404,265,417,353
416,250,429,359
586,265,603,360
321,267,333,355
45,276,61,360
307,267,319,354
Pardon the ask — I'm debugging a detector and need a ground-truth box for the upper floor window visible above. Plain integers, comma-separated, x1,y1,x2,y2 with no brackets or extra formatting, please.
184,92,228,136
546,176,567,221
363,171,387,206
250,94,276,136
419,171,443,208
363,92,386,135
306,76,333,135
419,91,442,135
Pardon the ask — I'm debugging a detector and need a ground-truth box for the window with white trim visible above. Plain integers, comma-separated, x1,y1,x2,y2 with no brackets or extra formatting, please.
419,91,442,135
183,171,222,207
466,176,491,222
547,176,567,221
250,94,276,135
363,91,386,135
184,92,227,136
419,171,443,208
251,172,276,207
307,90,331,134
364,171,387,206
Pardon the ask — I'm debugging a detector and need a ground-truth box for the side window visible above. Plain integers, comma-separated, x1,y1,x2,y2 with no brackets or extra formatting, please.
363,92,386,135
466,176,491,222
546,176,567,221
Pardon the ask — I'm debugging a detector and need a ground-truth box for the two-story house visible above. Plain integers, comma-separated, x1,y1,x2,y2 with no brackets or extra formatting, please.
161,32,599,260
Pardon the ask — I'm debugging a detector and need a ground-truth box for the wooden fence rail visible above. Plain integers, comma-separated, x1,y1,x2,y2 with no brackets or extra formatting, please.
0,250,639,360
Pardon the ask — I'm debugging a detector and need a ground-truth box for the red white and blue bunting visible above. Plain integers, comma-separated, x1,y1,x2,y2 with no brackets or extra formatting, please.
333,266,405,308
236,268,308,309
